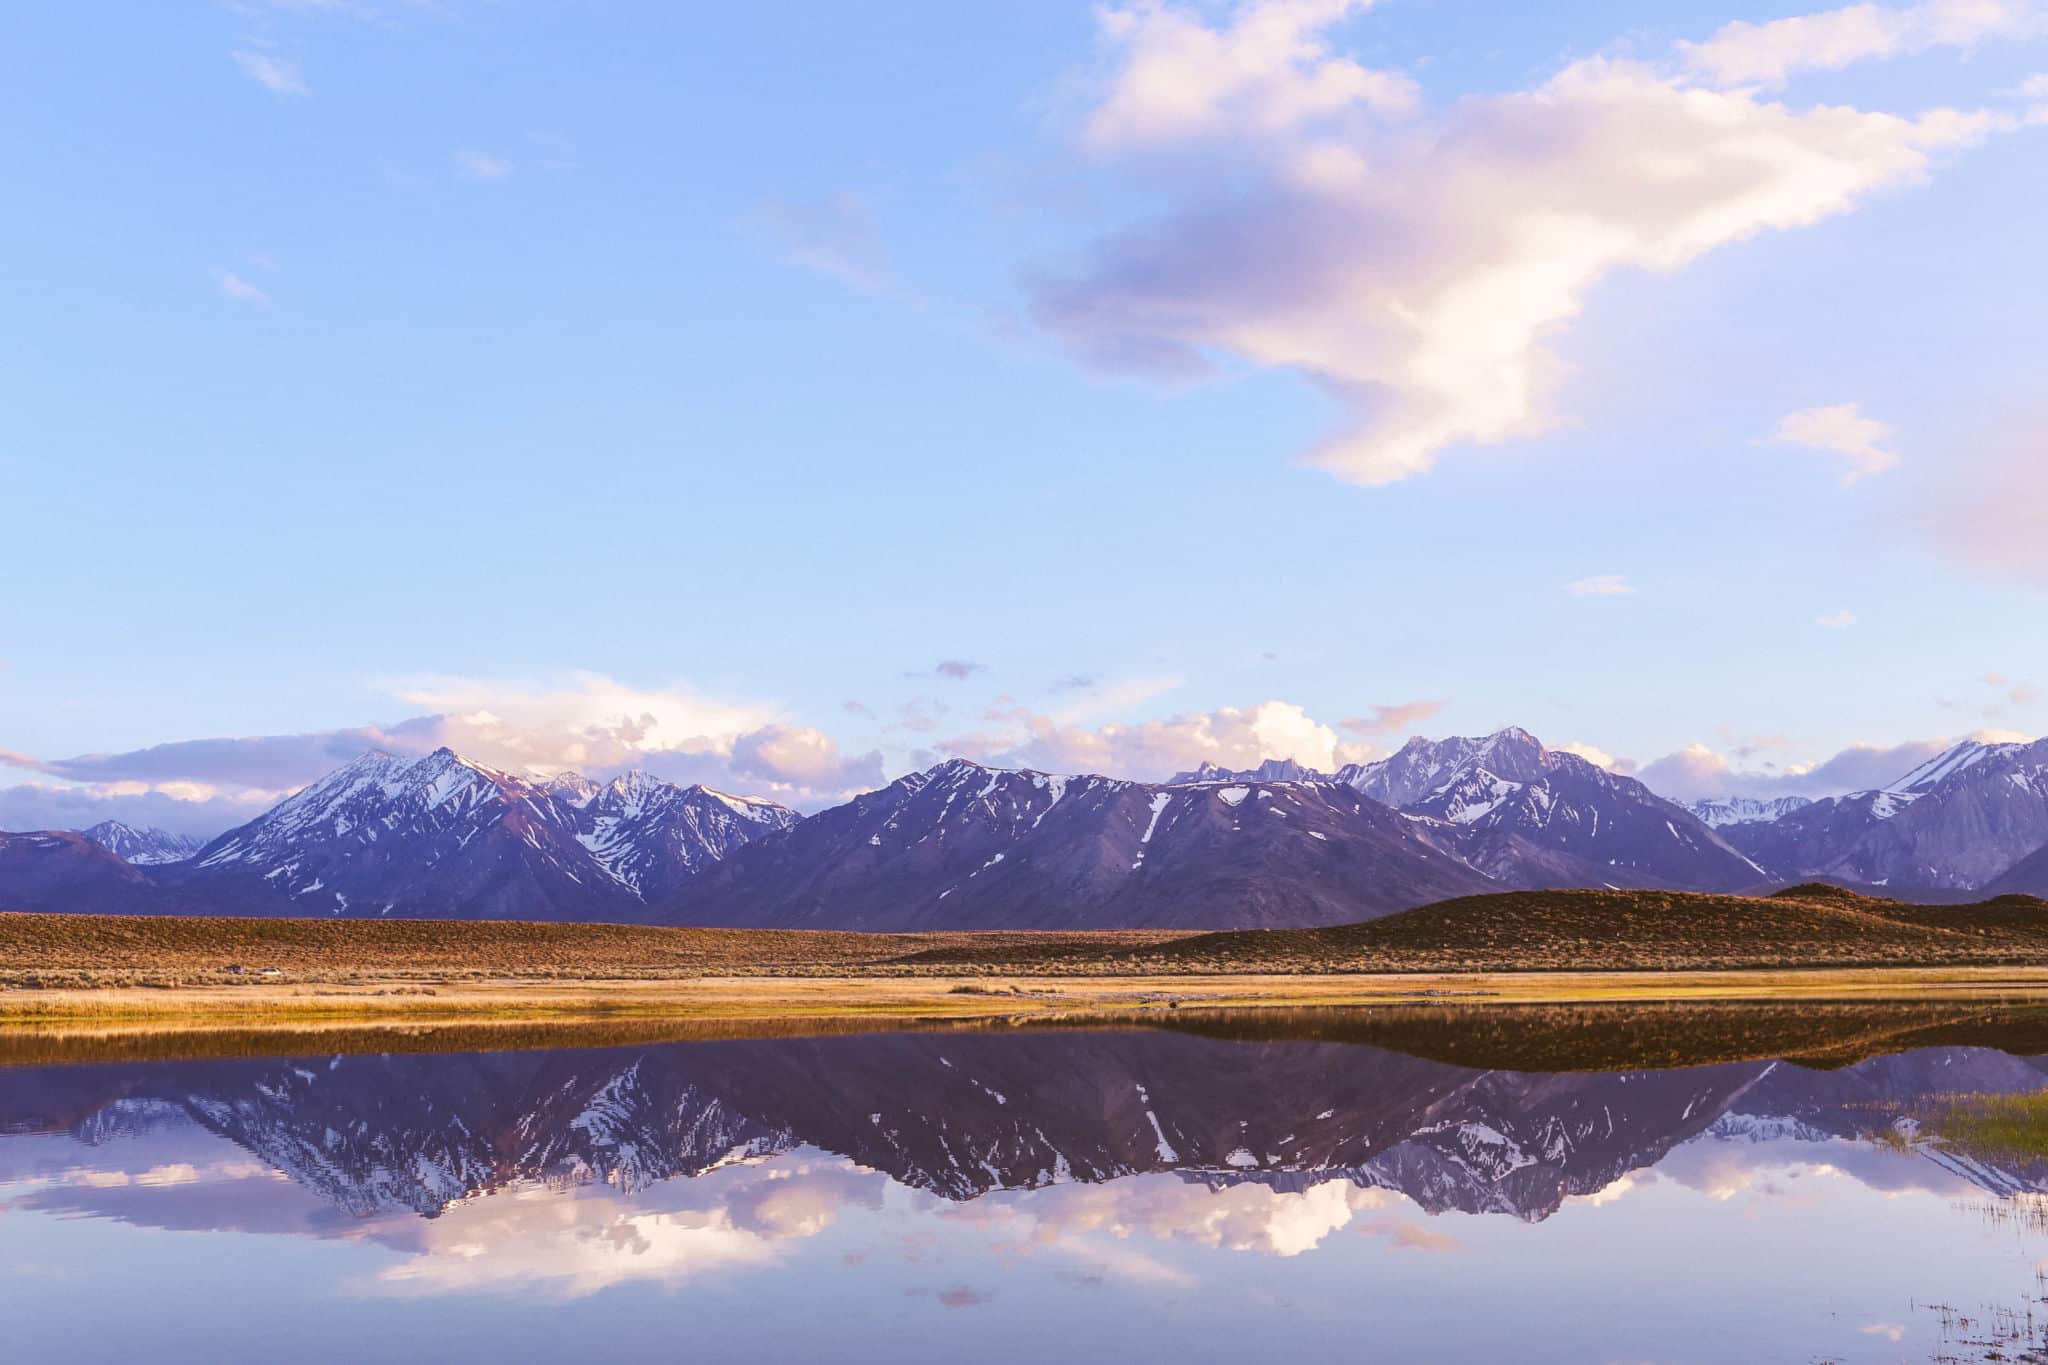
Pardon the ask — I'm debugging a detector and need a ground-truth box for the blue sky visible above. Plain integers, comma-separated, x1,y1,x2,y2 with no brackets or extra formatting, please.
4,1,2046,832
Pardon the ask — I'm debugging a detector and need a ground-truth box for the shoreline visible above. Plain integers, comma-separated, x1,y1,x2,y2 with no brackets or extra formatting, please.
9,964,2048,1029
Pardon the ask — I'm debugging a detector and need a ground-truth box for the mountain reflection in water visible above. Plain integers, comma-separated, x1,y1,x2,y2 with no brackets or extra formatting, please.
5,1006,2048,1363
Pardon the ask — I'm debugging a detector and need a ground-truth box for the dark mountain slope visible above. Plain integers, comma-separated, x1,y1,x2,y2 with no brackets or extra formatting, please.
664,759,1501,931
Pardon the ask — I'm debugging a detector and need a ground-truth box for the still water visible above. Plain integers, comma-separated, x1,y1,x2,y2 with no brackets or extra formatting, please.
4,1005,2048,1363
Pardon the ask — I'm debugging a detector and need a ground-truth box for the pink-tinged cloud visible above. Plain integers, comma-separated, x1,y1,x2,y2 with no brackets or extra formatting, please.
1032,2,2007,485
1338,700,1445,736
1921,417,2048,586
1622,734,2016,801
1768,403,1900,483
1679,0,2046,89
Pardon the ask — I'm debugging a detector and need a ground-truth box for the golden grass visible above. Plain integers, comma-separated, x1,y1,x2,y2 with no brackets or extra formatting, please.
6,886,2048,1034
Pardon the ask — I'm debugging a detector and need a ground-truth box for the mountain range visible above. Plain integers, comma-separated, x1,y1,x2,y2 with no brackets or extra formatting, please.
4,727,2047,929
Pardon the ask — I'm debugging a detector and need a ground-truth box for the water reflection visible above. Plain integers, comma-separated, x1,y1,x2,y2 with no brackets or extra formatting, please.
5,1010,2048,1360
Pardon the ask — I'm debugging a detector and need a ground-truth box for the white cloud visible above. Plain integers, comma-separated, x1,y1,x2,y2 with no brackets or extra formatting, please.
1566,575,1636,598
1768,403,1901,483
2,673,887,822
1084,0,1416,151
217,271,270,306
457,151,512,180
1556,740,1618,768
230,49,308,96
387,672,883,802
944,697,1377,779
1680,0,2046,89
975,1170,1396,1260
1032,3,2005,485
1816,608,1859,627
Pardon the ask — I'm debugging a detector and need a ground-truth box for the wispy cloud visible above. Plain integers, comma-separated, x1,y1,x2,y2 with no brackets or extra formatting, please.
934,659,984,681
749,193,892,294
1816,609,1858,628
217,270,271,306
1619,733,2019,800
457,151,513,180
231,49,308,96
1680,0,2046,89
1338,700,1444,736
1566,575,1635,598
1768,403,1901,484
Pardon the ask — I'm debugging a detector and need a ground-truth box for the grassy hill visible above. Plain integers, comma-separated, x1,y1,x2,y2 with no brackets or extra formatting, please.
1083,883,2048,974
6,884,2048,987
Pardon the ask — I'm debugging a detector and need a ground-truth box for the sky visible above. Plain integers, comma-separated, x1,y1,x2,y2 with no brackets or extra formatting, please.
3,0,2046,835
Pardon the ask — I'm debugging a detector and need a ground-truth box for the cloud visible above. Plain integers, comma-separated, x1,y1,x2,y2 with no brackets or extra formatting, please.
1031,3,2004,484
1679,0,2046,89
1338,700,1444,736
385,673,881,805
728,724,886,791
1921,416,2048,585
217,271,270,306
749,193,892,293
0,724,433,792
1355,1218,1461,1254
231,49,308,95
944,697,1376,780
1767,403,1900,483
934,659,985,681
1624,734,1998,800
1566,575,1635,598
1556,740,1618,768
1985,672,2041,707
2,674,886,817
457,151,512,180
1816,609,1858,627
978,1170,1391,1258
1084,0,1417,152
0,781,276,839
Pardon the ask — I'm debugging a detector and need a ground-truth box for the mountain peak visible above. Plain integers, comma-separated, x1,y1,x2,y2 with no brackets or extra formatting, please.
78,820,204,866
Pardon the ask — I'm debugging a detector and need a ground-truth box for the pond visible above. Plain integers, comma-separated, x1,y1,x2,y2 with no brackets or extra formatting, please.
4,1003,2047,1362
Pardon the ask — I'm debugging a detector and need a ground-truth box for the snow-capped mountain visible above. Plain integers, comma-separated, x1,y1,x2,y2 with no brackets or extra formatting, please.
1724,737,2048,891
77,820,204,866
1686,796,1813,828
155,748,797,921
664,757,1500,931
562,770,798,902
1333,729,1765,893
1337,728,1551,809
1169,757,1324,785
1171,729,1761,893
